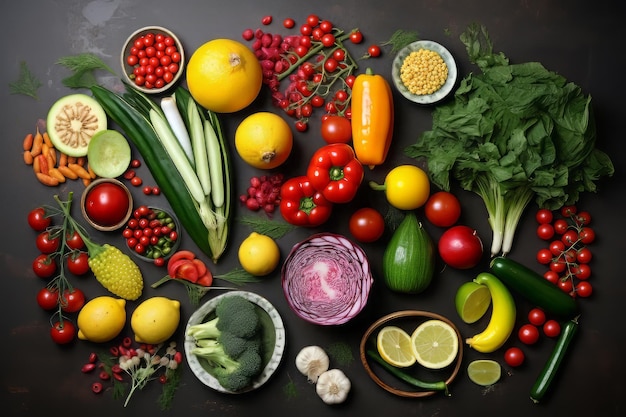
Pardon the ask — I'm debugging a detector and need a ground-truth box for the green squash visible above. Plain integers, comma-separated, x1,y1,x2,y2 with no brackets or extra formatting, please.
382,211,435,293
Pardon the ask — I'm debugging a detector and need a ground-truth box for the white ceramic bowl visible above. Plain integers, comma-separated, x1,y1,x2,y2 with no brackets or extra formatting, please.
391,40,457,105
184,291,286,394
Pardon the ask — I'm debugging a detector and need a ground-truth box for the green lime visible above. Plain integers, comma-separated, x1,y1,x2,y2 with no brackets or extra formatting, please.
455,281,491,323
467,359,502,386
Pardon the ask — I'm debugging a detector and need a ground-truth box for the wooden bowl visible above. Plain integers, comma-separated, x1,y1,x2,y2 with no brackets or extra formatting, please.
359,310,464,398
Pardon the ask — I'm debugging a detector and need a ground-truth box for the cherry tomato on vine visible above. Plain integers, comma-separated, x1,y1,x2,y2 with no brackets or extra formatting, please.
67,252,90,276
306,14,319,27
36,287,59,310
300,24,312,36
33,254,57,279
295,120,308,132
558,278,573,293
424,191,461,227
518,324,540,345
553,219,569,234
36,231,60,254
320,115,352,144
28,207,51,231
536,248,553,265
527,308,546,326
544,270,560,285
324,57,338,72
319,20,333,33
321,33,336,47
367,45,381,57
349,207,385,243
576,247,593,264
66,231,85,250
333,48,346,61
349,30,363,44
550,260,567,273
60,288,86,313
575,281,593,298
535,209,553,224
283,17,295,29
574,211,591,226
579,227,596,244
536,223,555,240
549,240,566,256
561,230,579,246
543,320,561,338
561,205,577,217
50,320,76,345
504,347,525,367
573,263,591,280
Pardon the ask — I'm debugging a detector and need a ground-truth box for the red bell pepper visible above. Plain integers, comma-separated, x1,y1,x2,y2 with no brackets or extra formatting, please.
279,175,333,227
306,143,364,203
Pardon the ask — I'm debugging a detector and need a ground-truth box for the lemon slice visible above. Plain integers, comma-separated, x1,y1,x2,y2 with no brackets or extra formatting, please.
410,319,459,369
376,326,416,368
455,281,491,323
467,359,501,386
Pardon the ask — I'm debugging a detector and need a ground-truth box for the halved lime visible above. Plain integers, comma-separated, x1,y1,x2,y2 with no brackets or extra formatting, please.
467,359,501,386
455,281,491,323
87,130,132,178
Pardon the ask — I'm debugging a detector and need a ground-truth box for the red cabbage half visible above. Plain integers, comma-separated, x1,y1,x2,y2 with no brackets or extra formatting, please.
281,233,374,325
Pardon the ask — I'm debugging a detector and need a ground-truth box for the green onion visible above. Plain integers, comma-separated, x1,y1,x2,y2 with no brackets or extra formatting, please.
187,97,211,196
204,119,225,209
160,96,195,166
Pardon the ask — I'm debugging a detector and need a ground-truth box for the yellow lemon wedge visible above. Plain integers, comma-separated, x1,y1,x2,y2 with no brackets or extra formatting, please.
376,326,416,368
410,319,459,369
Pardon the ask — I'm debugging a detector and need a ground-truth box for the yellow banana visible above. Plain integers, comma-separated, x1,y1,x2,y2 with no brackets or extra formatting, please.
466,272,516,353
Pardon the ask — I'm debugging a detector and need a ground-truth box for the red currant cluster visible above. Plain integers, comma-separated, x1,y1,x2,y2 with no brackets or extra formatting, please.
535,205,594,298
239,173,284,215
242,14,377,132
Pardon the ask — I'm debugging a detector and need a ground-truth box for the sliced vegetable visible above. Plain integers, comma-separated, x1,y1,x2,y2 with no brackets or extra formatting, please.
530,317,579,403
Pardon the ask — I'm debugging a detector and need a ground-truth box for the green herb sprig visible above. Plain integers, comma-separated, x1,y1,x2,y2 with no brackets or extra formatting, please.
381,29,420,54
56,53,116,89
9,61,42,99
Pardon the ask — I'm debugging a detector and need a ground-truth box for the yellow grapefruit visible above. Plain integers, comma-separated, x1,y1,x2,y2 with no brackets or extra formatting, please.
235,112,293,169
186,38,262,113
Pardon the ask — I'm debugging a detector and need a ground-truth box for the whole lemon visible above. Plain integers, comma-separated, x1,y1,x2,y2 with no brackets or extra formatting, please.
77,296,126,343
235,112,293,169
131,297,181,344
238,232,280,276
187,39,262,113
381,165,431,210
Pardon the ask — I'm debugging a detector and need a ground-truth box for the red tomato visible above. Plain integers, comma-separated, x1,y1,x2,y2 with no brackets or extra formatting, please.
527,308,546,326
65,231,85,250
424,191,461,227
518,324,540,345
549,240,565,256
349,30,363,44
574,211,591,226
536,223,555,240
283,18,295,29
535,209,553,224
320,115,352,144
50,320,76,345
553,219,569,234
543,320,561,338
60,288,86,313
28,207,51,231
85,182,130,227
504,347,525,367
367,45,381,57
36,287,59,310
575,281,593,298
36,231,61,254
543,270,560,284
573,263,591,280
576,247,593,264
349,208,385,243
437,225,483,269
536,248,553,264
67,252,90,276
561,230,579,246
33,254,57,279
579,227,595,244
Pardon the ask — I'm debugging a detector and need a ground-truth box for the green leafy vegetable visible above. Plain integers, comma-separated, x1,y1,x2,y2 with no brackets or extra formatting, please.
405,23,614,256
381,29,419,54
56,53,115,89
9,61,42,99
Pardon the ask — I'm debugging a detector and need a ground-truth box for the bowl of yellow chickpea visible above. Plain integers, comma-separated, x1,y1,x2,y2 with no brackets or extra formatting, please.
391,40,457,104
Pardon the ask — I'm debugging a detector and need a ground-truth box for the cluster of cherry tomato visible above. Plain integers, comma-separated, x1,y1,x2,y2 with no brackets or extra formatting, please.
122,205,179,266
125,31,182,90
239,173,284,214
535,205,594,298
242,14,380,132
28,207,89,344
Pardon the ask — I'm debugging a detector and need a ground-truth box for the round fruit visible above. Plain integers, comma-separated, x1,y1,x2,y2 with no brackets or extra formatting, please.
87,130,132,178
438,225,484,269
381,165,430,210
84,181,131,227
424,191,461,227
238,232,280,276
467,359,501,386
77,296,126,343
187,38,262,113
455,281,491,323
46,93,108,157
235,112,293,169
376,326,415,368
131,297,181,344
410,319,459,369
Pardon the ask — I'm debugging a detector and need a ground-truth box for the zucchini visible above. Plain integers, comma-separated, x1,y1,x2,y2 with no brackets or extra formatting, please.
90,85,213,258
530,317,579,403
489,256,579,318
382,212,435,294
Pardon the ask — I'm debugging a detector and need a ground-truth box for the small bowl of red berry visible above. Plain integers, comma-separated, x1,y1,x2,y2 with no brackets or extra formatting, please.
122,205,181,265
121,26,185,94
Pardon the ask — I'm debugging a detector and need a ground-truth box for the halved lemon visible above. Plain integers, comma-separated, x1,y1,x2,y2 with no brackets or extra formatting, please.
376,326,416,368
467,359,501,386
410,319,459,369
455,281,491,324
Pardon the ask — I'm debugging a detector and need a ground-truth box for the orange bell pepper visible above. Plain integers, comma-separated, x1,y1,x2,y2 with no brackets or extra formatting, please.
351,68,394,169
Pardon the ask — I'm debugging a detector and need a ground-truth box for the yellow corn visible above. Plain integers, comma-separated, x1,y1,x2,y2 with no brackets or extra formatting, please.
89,244,143,300
400,49,448,95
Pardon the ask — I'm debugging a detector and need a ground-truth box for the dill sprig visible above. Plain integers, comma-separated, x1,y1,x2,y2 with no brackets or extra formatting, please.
381,29,420,54
237,215,296,240
56,53,116,89
9,61,42,99
158,366,182,411
214,267,264,286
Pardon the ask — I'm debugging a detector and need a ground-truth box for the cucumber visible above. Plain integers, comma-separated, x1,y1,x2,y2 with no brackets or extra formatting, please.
87,130,131,178
489,256,579,318
530,317,579,403
382,212,435,294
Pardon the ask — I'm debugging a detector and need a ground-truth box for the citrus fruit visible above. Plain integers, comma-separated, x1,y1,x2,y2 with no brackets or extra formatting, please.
238,232,280,276
410,319,459,369
235,112,293,169
467,359,502,386
186,38,262,113
87,130,132,178
131,297,181,344
46,93,108,157
376,326,416,368
77,296,126,343
455,281,492,323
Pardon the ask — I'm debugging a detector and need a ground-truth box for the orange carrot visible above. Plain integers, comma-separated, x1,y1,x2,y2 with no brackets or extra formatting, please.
58,165,78,180
31,130,43,157
23,133,34,151
23,150,34,165
42,131,53,148
36,172,59,187
68,163,91,180
48,168,66,183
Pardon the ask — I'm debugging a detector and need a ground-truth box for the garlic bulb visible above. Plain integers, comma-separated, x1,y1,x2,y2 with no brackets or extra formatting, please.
316,369,351,404
295,345,330,383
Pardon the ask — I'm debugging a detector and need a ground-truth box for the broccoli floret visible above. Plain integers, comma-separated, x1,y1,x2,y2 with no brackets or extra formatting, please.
187,295,260,340
219,331,261,359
